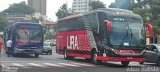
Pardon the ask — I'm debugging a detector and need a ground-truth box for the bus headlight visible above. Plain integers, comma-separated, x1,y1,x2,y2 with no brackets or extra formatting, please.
141,50,146,54
111,49,119,54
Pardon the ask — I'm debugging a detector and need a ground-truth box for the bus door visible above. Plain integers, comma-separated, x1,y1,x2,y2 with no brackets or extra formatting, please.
96,12,108,52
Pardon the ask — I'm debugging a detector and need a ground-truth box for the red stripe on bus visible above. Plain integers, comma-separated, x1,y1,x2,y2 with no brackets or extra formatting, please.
97,56,144,62
67,53,91,59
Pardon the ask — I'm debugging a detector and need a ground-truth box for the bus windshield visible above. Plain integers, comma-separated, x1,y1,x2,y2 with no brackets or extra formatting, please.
109,16,145,47
16,27,42,46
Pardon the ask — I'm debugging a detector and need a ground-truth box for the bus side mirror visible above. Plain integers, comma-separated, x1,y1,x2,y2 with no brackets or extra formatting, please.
104,20,112,32
147,23,153,34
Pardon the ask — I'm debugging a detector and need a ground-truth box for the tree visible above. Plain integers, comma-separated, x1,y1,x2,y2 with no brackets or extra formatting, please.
2,1,34,14
89,1,105,10
0,17,7,31
56,4,69,19
129,0,160,34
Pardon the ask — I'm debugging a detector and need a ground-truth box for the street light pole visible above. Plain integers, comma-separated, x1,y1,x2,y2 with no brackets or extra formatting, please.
66,0,68,9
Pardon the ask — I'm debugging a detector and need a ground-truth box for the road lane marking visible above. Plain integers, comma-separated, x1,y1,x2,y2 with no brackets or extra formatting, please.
1,61,55,63
71,62,95,67
28,63,43,67
59,63,79,67
1,64,6,67
12,63,24,67
43,63,63,67
11,63,31,68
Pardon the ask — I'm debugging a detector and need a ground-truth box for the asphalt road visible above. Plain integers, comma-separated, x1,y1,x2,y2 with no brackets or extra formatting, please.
0,47,160,72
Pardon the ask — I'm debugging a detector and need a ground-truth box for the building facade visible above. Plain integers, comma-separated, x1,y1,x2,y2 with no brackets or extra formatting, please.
72,0,98,14
109,0,134,9
28,0,46,15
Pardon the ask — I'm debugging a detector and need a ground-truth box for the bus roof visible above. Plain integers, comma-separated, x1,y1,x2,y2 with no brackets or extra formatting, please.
87,8,142,18
58,14,83,21
5,22,42,30
58,8,142,21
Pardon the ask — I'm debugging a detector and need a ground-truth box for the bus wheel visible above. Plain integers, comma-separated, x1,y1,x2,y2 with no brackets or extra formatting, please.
91,50,102,65
121,61,129,67
35,54,39,58
64,48,73,60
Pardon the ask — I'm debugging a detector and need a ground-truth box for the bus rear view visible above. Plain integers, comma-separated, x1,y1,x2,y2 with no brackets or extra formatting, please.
4,23,43,57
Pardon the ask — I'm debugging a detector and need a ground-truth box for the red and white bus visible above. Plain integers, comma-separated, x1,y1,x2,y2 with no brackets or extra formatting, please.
55,8,152,66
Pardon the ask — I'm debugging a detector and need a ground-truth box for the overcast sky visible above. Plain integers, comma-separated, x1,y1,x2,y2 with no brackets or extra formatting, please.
0,0,115,21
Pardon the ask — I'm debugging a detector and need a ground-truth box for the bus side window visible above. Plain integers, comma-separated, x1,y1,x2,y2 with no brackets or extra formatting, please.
86,13,100,42
86,13,99,33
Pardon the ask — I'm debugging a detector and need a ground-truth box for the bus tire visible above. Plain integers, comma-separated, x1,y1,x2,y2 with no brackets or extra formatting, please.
121,61,129,67
64,48,73,60
35,54,39,58
91,50,102,65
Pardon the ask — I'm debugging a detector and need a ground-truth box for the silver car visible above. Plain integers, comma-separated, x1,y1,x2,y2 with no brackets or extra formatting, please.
140,44,160,66
43,42,52,55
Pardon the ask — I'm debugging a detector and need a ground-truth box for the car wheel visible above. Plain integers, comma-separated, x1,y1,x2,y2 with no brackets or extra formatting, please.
50,52,52,55
121,61,130,67
157,58,160,67
35,54,39,58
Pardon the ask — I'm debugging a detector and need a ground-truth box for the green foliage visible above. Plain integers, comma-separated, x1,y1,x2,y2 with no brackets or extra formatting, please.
0,17,7,31
56,4,69,19
2,2,34,14
89,1,105,10
152,19,160,34
129,0,160,34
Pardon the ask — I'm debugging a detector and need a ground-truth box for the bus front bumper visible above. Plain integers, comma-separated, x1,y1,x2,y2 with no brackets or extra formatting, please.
14,48,43,54
97,56,144,62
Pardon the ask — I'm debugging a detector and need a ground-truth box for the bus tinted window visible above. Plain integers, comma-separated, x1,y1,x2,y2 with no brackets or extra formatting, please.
108,16,145,47
86,13,99,31
56,17,85,32
16,25,43,46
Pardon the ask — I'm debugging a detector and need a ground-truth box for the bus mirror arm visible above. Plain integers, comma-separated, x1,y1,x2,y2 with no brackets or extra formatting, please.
104,20,112,32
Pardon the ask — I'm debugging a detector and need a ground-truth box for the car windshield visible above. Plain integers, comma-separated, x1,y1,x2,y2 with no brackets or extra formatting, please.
44,43,50,46
156,45,160,51
109,16,145,48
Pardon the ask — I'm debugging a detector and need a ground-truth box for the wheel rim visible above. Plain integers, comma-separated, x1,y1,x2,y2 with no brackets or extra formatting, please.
158,60,160,66
122,62,129,66
64,49,67,58
93,53,97,63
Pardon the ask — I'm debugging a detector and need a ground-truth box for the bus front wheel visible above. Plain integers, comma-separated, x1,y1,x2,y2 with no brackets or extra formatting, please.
91,50,102,65
121,61,130,67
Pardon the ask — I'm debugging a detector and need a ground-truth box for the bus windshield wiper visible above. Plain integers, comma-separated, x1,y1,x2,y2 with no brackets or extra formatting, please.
118,28,129,48
118,21,140,48
129,28,140,47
